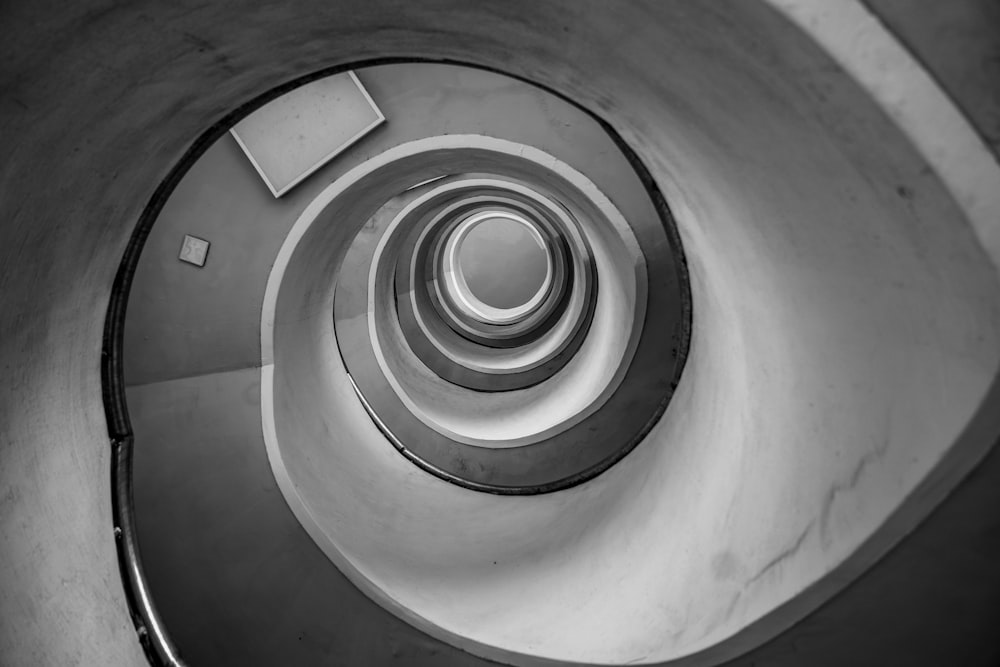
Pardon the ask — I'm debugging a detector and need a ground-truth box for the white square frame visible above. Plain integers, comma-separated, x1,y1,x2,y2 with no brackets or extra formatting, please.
230,71,385,198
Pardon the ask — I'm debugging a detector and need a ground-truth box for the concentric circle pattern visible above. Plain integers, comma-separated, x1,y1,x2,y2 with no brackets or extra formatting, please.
404,184,587,354
452,211,551,313
316,138,689,492
262,130,693,661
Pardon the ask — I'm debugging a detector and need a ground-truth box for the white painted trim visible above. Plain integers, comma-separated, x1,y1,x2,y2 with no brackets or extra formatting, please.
441,211,554,323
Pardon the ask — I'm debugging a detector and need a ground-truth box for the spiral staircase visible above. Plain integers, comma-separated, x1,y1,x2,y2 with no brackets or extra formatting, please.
2,2,999,666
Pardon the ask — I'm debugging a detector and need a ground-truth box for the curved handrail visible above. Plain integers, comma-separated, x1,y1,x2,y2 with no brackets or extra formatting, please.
94,56,458,667
112,435,187,667
96,59,391,667
100,137,191,667
103,288,188,666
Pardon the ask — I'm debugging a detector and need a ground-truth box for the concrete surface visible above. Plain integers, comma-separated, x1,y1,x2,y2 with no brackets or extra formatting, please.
1,1,999,666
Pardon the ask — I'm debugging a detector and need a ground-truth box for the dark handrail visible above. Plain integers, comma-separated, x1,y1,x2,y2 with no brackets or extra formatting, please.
112,435,187,666
95,56,401,667
103,285,188,666
100,118,191,666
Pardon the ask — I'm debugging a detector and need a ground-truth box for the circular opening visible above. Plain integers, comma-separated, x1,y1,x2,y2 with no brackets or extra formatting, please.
456,212,550,310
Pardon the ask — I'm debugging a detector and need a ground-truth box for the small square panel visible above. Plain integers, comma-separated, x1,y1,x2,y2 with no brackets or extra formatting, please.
179,234,210,267
230,71,385,198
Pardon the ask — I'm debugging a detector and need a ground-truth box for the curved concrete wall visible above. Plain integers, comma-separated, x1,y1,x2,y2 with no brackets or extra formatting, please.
257,39,1000,667
2,1,999,666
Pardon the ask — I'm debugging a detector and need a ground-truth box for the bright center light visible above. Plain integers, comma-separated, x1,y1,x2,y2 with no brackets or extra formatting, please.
454,212,550,314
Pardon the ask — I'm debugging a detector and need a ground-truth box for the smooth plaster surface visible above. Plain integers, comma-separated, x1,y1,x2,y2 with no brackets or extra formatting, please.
2,1,999,666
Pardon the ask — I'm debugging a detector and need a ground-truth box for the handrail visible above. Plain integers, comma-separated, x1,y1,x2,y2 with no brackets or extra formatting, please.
100,118,193,667
112,435,187,667
103,281,188,666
